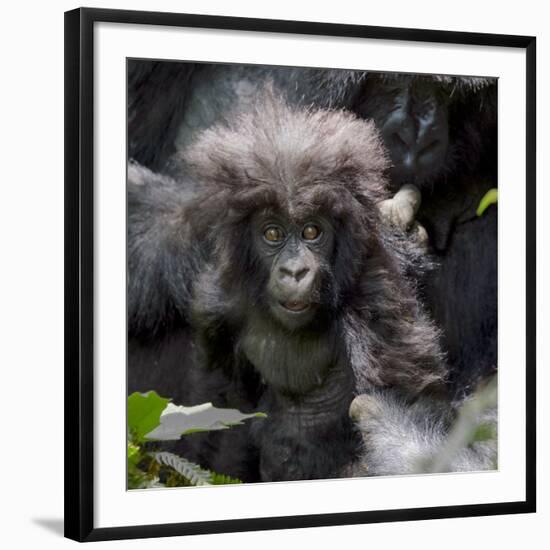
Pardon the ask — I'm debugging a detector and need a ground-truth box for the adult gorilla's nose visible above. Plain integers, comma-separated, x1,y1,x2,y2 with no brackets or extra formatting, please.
380,98,449,183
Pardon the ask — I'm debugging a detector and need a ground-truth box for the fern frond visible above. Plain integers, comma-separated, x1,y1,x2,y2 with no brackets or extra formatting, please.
152,452,213,486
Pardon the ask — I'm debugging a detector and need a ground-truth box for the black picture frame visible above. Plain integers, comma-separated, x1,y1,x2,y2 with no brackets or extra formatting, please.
64,7,537,543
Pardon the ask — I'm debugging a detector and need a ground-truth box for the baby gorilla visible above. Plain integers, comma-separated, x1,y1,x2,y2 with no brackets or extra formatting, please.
128,93,447,482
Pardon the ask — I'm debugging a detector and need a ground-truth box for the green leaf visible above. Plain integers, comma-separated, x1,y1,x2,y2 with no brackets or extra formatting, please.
145,402,267,441
128,391,170,442
472,422,497,442
476,188,498,217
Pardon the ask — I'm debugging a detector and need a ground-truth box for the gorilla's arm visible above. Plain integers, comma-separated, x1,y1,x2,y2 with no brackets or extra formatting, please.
349,385,497,476
128,61,200,171
127,162,200,337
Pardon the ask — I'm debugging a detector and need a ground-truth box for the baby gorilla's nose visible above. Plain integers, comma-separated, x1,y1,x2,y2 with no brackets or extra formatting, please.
277,261,314,296
279,264,310,283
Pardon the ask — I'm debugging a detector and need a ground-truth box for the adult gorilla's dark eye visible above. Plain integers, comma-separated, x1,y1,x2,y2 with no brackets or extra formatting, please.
302,224,321,241
264,226,284,242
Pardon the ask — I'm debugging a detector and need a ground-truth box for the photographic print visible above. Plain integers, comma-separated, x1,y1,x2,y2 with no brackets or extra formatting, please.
126,61,498,488
65,8,535,540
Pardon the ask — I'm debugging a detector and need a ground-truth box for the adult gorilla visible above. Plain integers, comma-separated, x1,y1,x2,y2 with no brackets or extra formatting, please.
358,74,497,397
128,95,447,482
128,61,497,398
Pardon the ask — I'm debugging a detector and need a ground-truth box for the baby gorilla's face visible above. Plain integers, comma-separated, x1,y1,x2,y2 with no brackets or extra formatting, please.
251,211,335,330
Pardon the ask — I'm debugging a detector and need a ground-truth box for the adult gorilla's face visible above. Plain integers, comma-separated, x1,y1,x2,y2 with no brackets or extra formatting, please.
356,75,450,186
251,211,335,330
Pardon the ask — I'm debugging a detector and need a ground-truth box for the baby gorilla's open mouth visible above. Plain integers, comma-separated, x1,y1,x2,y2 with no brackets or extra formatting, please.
280,300,310,313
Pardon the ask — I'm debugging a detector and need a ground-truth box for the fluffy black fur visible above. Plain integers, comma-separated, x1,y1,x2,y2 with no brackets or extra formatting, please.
128,96,447,482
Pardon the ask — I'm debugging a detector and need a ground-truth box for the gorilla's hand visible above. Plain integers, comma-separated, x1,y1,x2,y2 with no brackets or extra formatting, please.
408,221,429,250
379,184,428,249
378,184,421,231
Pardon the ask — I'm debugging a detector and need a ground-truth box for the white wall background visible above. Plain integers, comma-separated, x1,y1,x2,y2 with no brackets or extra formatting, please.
0,0,547,548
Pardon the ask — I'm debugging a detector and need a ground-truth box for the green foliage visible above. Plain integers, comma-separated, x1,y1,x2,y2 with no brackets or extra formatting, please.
127,391,170,443
476,188,498,217
472,421,497,442
127,441,140,467
210,472,242,485
127,393,263,488
152,452,213,486
127,441,163,489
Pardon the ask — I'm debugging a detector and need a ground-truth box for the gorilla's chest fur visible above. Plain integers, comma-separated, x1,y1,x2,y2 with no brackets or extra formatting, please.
239,312,340,394
239,313,361,481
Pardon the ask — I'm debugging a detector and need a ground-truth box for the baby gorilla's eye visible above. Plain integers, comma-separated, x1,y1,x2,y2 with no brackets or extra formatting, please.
302,224,321,241
264,226,284,242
